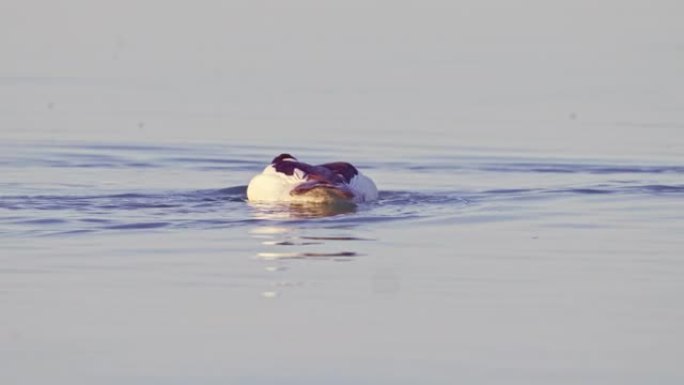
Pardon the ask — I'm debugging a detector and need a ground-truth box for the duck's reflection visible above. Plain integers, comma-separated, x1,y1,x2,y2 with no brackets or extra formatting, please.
249,225,362,261
257,250,359,260
248,214,372,298
248,201,356,220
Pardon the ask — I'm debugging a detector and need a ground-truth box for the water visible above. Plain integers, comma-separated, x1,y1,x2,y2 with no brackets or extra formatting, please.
2,139,683,384
3,1,684,384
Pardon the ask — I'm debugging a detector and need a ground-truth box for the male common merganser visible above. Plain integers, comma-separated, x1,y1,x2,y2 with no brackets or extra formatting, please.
247,154,378,204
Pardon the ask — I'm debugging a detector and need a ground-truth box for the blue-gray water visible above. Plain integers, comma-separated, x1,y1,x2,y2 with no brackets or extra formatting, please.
2,139,683,385
3,1,684,384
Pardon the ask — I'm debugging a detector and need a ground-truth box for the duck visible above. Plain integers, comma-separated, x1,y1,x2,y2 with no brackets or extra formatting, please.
247,154,378,204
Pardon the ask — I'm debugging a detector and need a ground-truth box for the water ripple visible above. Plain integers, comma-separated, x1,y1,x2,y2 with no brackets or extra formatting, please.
2,180,682,236
1,141,682,236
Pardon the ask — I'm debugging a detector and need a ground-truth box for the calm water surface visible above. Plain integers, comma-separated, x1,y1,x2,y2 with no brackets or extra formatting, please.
3,1,684,383
1,139,683,384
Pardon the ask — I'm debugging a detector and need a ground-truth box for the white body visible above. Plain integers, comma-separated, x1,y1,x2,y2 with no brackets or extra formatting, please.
247,164,378,203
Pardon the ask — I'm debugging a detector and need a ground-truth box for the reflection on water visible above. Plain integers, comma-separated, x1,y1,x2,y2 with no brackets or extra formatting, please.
249,222,369,298
257,251,359,260
247,201,357,220
250,225,364,261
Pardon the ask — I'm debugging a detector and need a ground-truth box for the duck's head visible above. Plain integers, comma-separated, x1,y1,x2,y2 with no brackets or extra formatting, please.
248,153,376,205
271,153,297,163
270,154,354,204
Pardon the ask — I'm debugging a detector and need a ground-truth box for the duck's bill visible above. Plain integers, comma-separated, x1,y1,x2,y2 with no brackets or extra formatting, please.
290,182,355,204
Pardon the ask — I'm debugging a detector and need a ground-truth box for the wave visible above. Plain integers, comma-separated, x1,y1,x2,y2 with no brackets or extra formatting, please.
1,180,682,236
1,140,682,236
